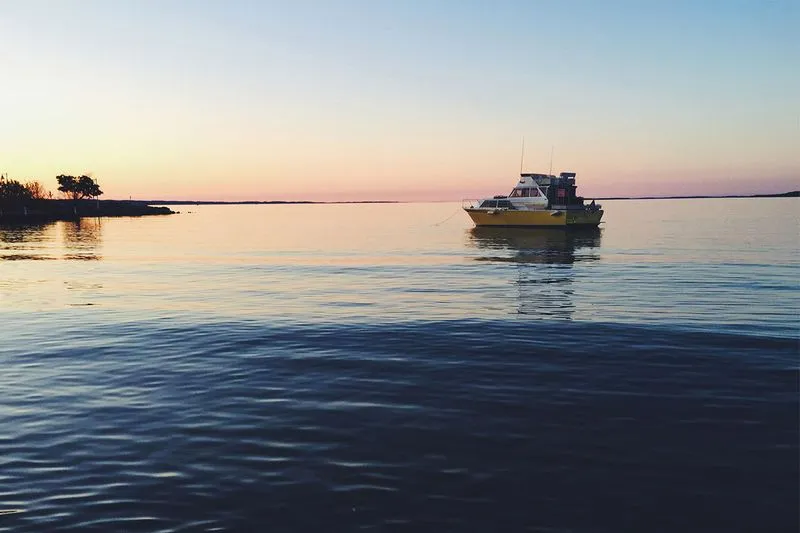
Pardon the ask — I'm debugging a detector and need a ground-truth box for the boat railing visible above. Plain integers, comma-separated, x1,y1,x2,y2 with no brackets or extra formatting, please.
462,199,481,209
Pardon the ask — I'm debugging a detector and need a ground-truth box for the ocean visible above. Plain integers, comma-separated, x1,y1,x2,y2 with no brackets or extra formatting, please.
1,198,797,532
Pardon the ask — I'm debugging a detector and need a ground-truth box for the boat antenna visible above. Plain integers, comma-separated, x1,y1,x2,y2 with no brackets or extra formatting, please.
519,137,525,174
548,145,554,176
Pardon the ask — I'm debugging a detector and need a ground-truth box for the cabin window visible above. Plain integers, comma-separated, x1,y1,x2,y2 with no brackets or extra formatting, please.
530,188,540,197
497,200,511,208
509,189,522,197
480,200,498,208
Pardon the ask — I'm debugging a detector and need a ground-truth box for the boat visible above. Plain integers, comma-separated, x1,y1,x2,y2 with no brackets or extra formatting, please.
463,171,603,227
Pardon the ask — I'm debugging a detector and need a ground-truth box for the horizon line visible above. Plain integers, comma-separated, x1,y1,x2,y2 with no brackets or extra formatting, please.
114,190,799,205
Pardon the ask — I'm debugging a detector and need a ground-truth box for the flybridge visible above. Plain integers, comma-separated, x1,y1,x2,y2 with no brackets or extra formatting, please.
520,172,576,180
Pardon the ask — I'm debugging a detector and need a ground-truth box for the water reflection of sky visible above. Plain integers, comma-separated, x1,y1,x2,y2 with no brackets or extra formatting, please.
0,200,796,337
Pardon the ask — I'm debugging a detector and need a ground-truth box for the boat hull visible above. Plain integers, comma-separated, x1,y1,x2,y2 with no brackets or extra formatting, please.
464,208,603,227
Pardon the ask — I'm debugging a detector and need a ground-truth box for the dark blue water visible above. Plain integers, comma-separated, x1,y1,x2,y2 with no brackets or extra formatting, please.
1,200,798,531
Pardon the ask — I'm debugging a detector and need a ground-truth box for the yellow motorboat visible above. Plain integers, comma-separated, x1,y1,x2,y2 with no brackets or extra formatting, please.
463,171,603,227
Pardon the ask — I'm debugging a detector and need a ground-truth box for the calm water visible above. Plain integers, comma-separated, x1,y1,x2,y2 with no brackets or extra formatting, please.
1,199,798,532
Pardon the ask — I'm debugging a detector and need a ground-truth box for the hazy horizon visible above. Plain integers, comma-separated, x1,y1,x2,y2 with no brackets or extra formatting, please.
2,0,798,201
126,186,799,203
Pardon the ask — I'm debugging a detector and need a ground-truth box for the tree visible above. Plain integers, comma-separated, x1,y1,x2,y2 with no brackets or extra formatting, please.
24,181,49,200
57,174,103,200
0,175,33,202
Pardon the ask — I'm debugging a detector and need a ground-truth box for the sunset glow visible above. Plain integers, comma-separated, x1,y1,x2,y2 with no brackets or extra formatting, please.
1,1,797,201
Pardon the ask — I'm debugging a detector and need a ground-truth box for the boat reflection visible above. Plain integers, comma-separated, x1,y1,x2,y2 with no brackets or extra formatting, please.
468,226,601,264
466,227,602,319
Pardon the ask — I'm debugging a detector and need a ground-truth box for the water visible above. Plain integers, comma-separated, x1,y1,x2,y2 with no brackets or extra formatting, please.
1,199,797,532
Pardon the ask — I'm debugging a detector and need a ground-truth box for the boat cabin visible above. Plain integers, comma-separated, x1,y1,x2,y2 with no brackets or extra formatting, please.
467,170,599,212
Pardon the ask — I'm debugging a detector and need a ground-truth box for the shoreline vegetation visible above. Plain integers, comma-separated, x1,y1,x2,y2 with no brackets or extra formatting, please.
0,199,175,222
0,173,176,223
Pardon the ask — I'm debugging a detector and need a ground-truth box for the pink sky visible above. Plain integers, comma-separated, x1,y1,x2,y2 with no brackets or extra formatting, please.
2,1,797,202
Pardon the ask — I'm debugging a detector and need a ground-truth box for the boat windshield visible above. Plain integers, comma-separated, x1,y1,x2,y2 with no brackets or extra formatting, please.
509,188,541,198
479,199,512,208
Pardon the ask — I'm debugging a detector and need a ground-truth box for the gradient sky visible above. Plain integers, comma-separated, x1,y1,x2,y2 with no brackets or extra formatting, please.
1,0,798,201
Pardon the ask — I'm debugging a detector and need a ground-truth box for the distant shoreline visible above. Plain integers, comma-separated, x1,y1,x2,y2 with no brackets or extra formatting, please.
592,191,798,201
143,191,798,204
139,200,400,205
2,193,794,221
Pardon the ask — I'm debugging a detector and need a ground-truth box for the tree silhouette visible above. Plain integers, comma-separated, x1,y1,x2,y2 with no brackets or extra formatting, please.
24,181,49,199
57,175,103,200
0,175,33,202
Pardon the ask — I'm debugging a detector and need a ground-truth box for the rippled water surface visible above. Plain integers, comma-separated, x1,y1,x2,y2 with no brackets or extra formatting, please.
1,199,798,532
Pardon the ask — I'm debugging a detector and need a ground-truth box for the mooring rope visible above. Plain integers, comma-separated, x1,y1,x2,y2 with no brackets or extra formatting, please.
430,206,463,226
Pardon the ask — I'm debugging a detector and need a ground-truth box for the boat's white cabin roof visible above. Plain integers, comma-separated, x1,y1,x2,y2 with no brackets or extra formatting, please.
475,171,578,203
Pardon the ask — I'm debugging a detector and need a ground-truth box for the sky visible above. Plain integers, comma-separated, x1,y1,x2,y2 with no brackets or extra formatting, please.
1,0,798,201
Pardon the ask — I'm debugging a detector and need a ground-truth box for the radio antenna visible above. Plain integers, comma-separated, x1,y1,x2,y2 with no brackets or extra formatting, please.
519,137,525,174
